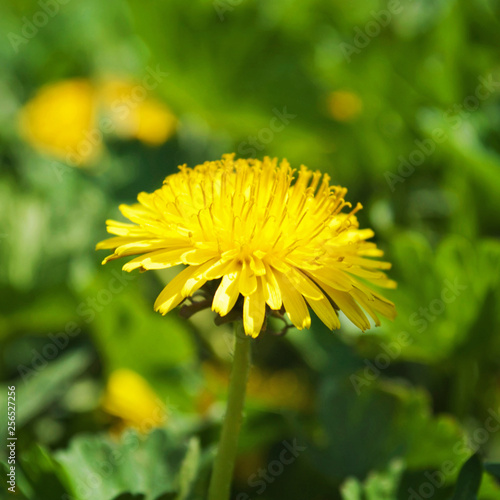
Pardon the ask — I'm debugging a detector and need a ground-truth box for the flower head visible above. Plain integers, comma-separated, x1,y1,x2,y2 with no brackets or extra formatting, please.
19,79,98,166
97,154,396,337
19,78,177,167
327,90,363,122
98,79,177,146
102,369,167,432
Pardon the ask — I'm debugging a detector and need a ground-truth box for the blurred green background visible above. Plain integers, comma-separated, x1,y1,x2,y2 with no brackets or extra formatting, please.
1,0,500,499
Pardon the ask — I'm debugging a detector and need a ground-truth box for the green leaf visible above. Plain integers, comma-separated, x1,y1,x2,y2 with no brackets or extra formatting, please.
341,477,363,500
313,378,466,480
0,348,92,430
478,470,500,499
53,428,189,500
484,463,500,485
340,460,404,500
83,272,198,411
85,272,195,374
363,234,500,364
2,459,34,499
13,428,193,500
17,445,72,500
449,454,483,500
364,460,404,499
175,438,200,500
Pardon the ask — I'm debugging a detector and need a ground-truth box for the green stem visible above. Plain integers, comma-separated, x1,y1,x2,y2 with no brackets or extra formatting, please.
207,323,251,500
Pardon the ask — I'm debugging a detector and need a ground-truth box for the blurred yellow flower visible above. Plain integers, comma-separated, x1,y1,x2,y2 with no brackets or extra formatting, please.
102,369,167,432
97,154,396,337
327,90,363,122
199,362,312,413
98,79,177,146
247,369,311,410
19,79,98,166
19,77,177,166
135,100,177,145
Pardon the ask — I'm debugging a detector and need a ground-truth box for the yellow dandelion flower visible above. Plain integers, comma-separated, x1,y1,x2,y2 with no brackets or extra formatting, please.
327,90,363,122
98,79,177,145
19,79,98,166
19,77,177,167
97,154,396,337
102,369,167,432
134,99,177,146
